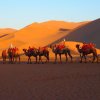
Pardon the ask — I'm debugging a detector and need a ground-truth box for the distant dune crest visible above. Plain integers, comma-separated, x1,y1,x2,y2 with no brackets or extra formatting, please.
0,19,100,55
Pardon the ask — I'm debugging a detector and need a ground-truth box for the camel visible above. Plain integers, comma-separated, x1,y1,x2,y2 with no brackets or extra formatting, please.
13,47,20,63
2,50,7,64
7,48,20,63
76,44,98,63
7,48,14,63
23,47,49,64
23,48,38,64
50,45,72,63
38,47,49,63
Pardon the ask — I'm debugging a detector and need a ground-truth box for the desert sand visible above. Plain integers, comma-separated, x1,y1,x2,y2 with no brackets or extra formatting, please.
0,63,100,100
0,19,100,100
0,28,17,34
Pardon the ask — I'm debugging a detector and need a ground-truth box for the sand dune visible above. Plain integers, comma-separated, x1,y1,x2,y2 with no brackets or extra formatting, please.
0,28,17,34
57,18,100,48
0,28,17,42
0,21,85,54
15,21,87,43
1,19,100,56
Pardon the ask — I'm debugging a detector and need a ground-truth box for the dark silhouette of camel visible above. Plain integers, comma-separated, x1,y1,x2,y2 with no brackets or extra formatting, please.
7,48,20,63
50,45,72,63
23,48,38,64
76,44,98,63
23,48,49,64
2,50,7,64
38,48,49,63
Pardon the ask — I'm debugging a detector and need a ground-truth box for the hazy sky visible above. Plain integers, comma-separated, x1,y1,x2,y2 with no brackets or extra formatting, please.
0,0,100,29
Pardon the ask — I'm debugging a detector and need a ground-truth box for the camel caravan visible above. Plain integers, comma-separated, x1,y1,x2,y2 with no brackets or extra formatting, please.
1,41,99,64
2,44,20,64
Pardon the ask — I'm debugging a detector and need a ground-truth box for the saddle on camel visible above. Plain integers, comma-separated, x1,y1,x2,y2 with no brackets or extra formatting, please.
28,46,38,53
39,46,48,52
82,43,95,52
28,46,35,52
7,47,20,63
55,44,66,50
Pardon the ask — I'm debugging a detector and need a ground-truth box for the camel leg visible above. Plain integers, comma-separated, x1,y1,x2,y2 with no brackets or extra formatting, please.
39,56,41,64
68,51,73,63
29,57,32,64
84,55,87,63
12,56,15,64
11,57,13,64
14,56,16,63
65,54,68,62
80,54,84,63
47,56,49,63
28,57,30,64
41,56,44,64
4,57,6,64
30,58,32,64
96,55,99,63
45,55,49,63
54,54,57,64
92,54,95,63
39,56,43,64
18,56,20,64
47,53,49,63
2,58,4,64
9,57,11,64
59,54,62,64
95,53,99,63
35,56,38,64
45,56,48,63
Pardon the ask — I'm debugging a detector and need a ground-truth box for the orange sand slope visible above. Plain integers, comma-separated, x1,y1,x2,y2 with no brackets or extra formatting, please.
0,21,86,49
0,28,17,34
0,19,100,55
60,18,100,48
15,21,87,43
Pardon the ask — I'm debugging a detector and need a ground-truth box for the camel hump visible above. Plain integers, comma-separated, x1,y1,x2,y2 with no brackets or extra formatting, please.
39,46,48,51
56,44,66,50
2,50,7,55
82,43,95,51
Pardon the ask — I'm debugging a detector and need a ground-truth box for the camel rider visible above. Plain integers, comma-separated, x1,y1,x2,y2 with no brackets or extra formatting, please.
54,44,57,50
39,46,47,52
43,46,47,51
59,42,65,50
32,46,35,50
8,48,11,53
15,47,19,54
28,46,33,52
82,42,88,50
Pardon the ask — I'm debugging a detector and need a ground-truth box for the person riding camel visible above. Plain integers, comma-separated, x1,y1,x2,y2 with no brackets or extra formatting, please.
14,47,19,54
28,46,33,52
39,46,47,52
8,48,12,53
57,42,66,50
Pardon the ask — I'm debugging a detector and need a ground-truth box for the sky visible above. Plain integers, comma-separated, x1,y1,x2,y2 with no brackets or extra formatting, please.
0,0,100,29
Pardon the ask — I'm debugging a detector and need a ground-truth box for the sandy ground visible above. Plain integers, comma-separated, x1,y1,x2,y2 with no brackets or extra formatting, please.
0,63,100,100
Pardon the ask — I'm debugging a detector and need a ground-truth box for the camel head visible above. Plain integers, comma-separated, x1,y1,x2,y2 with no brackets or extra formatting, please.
23,49,27,52
76,44,80,49
50,45,52,49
